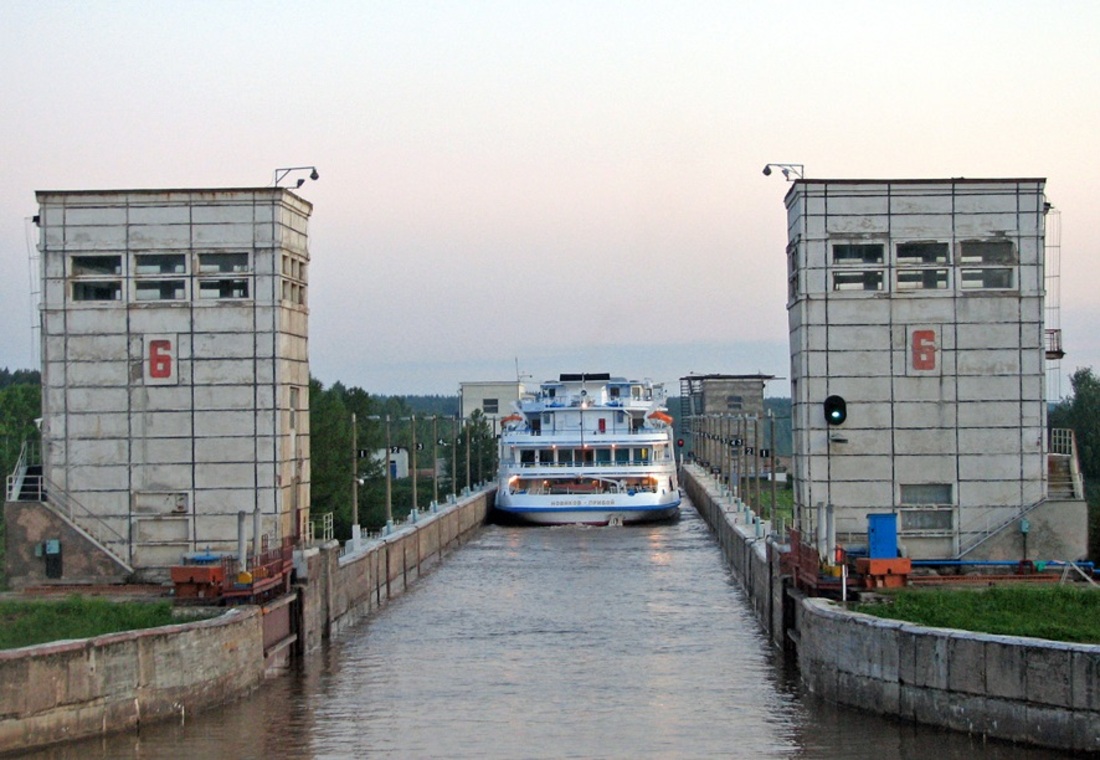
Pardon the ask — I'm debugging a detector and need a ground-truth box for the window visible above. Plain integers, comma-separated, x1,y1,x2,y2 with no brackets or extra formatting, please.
135,280,186,301
289,387,299,429
960,240,1016,265
482,398,499,414
726,395,743,411
899,483,953,534
897,269,949,290
135,254,186,275
199,253,249,273
833,270,884,291
199,279,249,299
901,483,952,504
960,268,1014,290
897,242,949,264
899,508,954,532
832,243,884,264
71,255,121,276
73,281,121,301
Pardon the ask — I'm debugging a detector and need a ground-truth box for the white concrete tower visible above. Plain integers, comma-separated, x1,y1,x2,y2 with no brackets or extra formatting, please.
35,188,312,579
784,178,1085,560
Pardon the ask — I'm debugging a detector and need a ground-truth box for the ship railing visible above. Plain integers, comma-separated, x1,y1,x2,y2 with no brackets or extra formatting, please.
506,460,672,469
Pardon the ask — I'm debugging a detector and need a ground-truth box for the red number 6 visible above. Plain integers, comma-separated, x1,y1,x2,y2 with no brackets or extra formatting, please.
149,339,173,379
912,329,936,371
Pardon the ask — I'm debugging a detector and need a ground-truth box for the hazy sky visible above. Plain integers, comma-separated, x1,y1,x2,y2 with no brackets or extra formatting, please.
2,1,1098,397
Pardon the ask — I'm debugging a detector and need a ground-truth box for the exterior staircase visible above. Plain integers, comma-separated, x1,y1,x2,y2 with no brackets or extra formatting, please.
958,428,1085,558
5,441,134,576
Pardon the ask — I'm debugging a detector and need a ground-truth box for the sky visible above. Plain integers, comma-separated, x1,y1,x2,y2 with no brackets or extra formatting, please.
1,1,1098,397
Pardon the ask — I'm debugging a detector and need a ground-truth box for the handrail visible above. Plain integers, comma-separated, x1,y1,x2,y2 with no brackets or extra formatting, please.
4,439,39,502
1049,427,1084,497
18,472,131,555
957,428,1083,557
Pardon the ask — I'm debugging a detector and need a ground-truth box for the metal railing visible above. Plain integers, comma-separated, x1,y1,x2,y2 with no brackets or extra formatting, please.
953,428,1083,557
4,439,39,502
307,512,334,544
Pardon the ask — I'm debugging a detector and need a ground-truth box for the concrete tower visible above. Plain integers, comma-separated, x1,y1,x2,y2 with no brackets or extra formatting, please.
784,178,1085,561
16,188,312,583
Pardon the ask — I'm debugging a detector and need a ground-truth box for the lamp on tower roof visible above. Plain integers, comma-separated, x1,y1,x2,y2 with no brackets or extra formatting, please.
762,163,804,181
272,166,320,188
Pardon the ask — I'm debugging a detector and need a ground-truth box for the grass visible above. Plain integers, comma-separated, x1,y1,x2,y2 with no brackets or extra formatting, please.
0,596,182,650
853,585,1100,644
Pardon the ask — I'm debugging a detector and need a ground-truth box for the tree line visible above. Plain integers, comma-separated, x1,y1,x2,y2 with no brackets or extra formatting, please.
0,370,497,541
2,368,1094,555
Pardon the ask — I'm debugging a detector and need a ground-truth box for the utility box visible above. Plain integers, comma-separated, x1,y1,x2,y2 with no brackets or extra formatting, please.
867,513,898,559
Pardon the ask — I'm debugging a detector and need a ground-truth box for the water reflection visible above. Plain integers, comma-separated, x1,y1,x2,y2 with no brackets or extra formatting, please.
17,503,1075,759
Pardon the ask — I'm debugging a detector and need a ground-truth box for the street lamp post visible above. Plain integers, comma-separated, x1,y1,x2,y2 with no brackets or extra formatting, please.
432,415,440,509
384,414,394,533
465,420,472,491
451,415,459,499
410,414,418,516
351,412,360,548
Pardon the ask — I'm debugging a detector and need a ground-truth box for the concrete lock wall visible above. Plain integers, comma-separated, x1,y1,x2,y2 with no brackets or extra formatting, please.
798,599,1100,754
296,489,491,651
0,607,265,755
0,488,492,755
683,465,1100,755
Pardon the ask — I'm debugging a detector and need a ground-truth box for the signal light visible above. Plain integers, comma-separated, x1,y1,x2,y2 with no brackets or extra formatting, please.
824,395,847,426
676,438,685,447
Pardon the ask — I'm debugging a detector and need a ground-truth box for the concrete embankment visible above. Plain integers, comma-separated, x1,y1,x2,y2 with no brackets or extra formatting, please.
0,488,492,756
683,465,1100,755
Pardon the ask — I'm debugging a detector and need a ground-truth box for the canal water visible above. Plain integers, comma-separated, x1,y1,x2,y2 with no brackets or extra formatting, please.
21,500,1072,759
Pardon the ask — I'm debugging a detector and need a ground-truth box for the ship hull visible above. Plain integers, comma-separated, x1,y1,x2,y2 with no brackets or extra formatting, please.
494,490,681,526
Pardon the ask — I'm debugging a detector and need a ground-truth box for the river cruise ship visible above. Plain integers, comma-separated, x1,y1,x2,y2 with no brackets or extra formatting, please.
495,373,681,525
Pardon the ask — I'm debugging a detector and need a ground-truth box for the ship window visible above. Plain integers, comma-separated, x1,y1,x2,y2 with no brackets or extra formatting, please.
833,243,884,264
71,255,122,276
520,450,535,464
72,281,122,301
615,448,629,463
833,270,884,291
596,449,611,463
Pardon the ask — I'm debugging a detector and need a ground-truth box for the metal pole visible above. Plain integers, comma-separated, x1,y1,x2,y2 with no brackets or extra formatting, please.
769,409,777,523
465,420,472,489
410,414,418,512
432,415,439,506
385,415,393,530
753,415,761,510
351,412,359,528
451,416,458,498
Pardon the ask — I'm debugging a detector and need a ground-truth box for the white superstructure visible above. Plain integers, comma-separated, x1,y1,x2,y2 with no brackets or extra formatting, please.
495,373,681,525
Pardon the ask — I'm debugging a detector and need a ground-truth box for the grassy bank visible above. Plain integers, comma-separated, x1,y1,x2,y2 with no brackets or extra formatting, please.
853,585,1100,644
0,596,181,650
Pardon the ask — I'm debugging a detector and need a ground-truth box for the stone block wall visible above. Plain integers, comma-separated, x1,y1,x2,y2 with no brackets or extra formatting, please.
683,464,1099,754
0,607,264,755
798,598,1100,754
